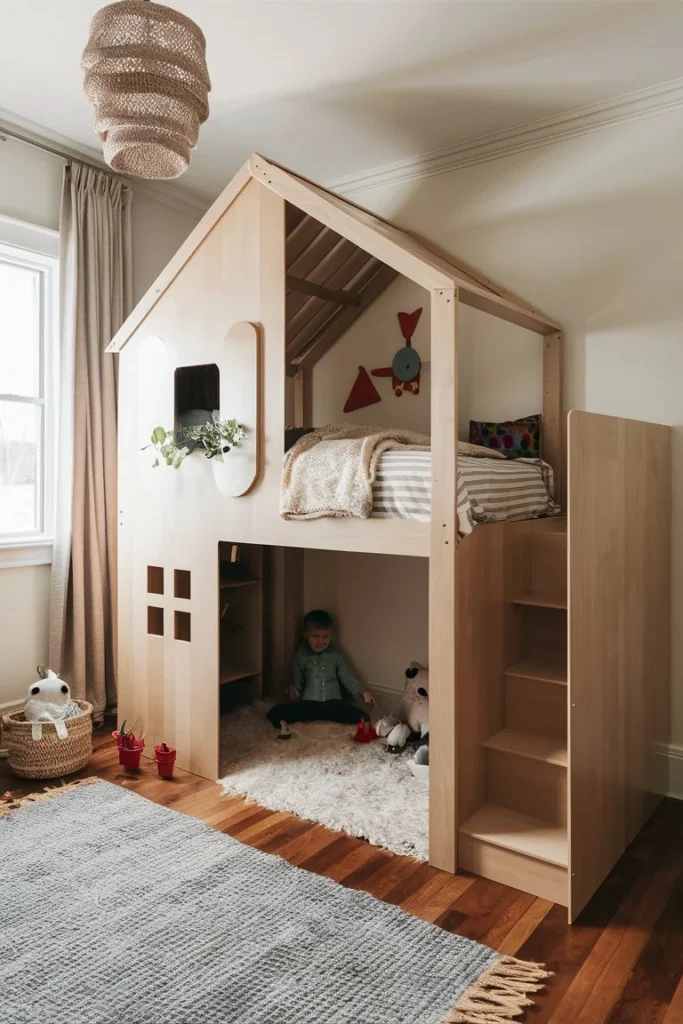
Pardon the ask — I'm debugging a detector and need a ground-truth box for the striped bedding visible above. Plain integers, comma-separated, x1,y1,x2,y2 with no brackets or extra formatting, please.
371,450,560,535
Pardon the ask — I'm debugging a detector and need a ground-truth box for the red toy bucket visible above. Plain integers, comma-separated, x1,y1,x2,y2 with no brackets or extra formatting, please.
154,743,176,779
112,731,145,769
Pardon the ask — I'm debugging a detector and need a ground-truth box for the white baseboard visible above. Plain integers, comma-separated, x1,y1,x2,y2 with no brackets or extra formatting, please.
652,743,683,800
0,699,23,716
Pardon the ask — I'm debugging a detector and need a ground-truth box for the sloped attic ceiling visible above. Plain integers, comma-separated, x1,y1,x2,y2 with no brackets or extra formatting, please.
284,203,397,375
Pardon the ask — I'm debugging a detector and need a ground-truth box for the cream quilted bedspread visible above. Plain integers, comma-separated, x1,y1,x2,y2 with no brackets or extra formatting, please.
280,424,503,520
280,424,430,520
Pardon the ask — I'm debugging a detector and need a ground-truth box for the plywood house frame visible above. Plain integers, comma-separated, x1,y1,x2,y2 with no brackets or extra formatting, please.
110,154,670,921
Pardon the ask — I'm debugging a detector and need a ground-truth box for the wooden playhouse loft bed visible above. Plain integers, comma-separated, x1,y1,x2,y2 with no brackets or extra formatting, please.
109,154,671,922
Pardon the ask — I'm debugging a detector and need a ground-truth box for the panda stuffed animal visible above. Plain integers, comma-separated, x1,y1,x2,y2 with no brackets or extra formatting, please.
376,662,429,753
24,667,80,741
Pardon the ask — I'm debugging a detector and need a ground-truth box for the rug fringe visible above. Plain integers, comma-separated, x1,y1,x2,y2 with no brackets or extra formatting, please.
0,777,99,817
444,955,553,1024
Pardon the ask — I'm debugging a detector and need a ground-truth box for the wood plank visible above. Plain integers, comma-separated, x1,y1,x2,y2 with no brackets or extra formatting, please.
252,154,561,334
286,218,335,267
251,153,454,290
542,331,564,504
286,248,379,360
460,804,567,866
505,674,567,740
293,264,397,371
486,748,567,825
458,834,568,905
530,529,567,601
550,842,681,1023
286,273,359,307
107,161,252,352
293,369,311,428
429,287,458,873
493,897,555,957
512,593,567,610
568,411,671,919
483,728,567,767
286,237,359,322
505,657,567,686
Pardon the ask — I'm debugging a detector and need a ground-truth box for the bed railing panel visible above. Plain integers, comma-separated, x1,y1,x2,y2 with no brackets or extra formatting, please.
568,410,671,919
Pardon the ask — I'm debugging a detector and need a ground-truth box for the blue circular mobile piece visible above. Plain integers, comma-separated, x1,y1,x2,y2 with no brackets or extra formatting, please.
392,346,421,382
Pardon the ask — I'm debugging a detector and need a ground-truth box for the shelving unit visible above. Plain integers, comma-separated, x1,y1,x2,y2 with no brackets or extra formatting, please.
457,516,570,906
218,542,263,697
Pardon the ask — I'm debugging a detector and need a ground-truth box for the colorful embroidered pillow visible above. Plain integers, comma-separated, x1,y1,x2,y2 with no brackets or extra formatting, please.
469,414,541,458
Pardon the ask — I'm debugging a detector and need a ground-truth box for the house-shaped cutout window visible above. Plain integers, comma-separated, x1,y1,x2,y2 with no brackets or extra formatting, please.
175,363,219,433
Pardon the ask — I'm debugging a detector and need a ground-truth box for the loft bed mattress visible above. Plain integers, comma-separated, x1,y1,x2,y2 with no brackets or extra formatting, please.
371,450,559,535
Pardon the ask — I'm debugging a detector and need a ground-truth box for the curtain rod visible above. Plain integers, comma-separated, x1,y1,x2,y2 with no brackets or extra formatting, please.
0,123,132,185
0,121,211,216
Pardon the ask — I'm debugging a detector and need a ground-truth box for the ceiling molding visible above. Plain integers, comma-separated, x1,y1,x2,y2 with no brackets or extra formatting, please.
0,108,210,217
327,76,683,197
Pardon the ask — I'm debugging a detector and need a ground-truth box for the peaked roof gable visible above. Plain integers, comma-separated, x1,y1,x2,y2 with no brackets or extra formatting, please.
108,153,559,353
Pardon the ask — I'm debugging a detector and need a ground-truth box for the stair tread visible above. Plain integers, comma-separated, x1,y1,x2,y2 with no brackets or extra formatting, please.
460,804,568,867
512,592,567,610
505,658,567,685
483,728,567,767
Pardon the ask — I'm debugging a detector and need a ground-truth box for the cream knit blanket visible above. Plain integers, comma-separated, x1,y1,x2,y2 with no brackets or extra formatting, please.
280,425,429,519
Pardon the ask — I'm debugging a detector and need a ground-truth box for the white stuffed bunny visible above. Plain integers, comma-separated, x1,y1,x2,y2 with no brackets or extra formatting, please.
376,662,429,753
24,668,79,741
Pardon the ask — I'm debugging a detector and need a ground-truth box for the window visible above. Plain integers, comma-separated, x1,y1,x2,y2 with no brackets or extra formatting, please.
174,363,219,431
0,215,58,561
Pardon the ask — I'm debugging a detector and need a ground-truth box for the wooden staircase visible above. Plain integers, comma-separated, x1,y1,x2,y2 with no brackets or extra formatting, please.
459,517,569,905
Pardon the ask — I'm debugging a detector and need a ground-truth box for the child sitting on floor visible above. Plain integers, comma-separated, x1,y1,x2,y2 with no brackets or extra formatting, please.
266,609,375,735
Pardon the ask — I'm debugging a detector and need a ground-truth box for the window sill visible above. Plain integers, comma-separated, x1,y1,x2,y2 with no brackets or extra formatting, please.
0,539,53,569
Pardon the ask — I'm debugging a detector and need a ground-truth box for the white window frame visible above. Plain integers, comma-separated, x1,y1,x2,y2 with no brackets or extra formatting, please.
0,214,58,568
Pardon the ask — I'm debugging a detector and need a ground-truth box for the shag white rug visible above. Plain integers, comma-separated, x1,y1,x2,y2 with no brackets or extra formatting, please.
219,704,429,859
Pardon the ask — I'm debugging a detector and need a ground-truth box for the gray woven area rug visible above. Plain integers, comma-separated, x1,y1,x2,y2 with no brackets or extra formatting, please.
0,780,549,1024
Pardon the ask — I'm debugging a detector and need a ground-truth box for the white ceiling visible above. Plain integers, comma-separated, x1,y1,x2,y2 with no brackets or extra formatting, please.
2,1,683,203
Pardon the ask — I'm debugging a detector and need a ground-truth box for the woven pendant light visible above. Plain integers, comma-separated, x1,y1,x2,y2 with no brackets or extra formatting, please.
82,0,211,180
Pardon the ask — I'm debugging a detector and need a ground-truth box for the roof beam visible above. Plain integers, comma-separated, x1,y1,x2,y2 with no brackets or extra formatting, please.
292,264,398,372
286,250,379,359
286,274,359,308
251,154,454,291
255,154,561,336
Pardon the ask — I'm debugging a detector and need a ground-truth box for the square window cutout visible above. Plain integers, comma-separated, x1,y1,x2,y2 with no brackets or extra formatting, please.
147,606,164,636
174,611,191,642
147,566,164,595
174,569,191,600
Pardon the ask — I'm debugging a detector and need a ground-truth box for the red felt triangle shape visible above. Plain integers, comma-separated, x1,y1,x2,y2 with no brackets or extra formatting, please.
397,307,422,340
343,366,382,413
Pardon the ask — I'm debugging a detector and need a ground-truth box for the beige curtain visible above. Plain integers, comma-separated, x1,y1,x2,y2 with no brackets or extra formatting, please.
49,162,133,718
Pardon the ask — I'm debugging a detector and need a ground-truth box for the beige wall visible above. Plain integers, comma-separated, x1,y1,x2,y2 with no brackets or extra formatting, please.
312,278,543,438
303,549,428,698
0,137,199,708
311,108,683,790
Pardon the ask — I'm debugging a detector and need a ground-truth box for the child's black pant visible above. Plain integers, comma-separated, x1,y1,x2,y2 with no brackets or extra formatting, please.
266,699,369,728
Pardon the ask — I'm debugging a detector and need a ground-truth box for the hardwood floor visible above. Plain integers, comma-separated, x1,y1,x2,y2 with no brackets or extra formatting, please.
2,731,683,1023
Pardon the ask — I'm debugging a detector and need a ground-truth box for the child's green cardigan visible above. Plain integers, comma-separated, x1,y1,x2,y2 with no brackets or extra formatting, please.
293,644,362,702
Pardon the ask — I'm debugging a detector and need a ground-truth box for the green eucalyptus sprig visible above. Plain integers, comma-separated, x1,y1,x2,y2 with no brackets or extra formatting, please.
145,415,246,469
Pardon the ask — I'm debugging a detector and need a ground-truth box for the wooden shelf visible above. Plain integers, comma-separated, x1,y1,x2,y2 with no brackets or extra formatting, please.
511,593,567,610
220,663,260,684
505,658,567,686
483,728,567,767
220,577,261,589
460,804,568,867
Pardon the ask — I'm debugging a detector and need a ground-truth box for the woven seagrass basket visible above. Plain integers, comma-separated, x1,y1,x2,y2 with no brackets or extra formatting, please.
1,701,93,779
